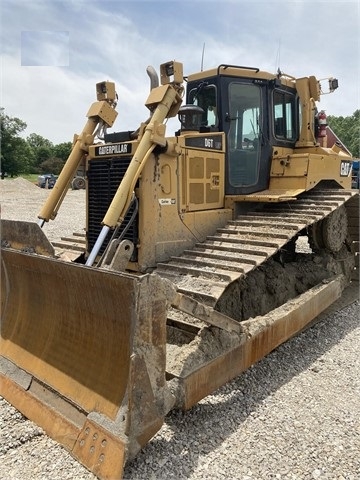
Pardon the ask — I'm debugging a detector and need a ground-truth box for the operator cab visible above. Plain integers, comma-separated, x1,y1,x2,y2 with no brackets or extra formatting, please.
184,65,300,195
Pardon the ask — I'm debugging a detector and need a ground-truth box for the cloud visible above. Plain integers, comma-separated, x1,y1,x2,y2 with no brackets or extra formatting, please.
2,56,93,137
21,31,69,66
1,0,358,144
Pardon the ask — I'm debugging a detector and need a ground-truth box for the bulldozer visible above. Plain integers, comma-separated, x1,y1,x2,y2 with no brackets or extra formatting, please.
1,60,359,479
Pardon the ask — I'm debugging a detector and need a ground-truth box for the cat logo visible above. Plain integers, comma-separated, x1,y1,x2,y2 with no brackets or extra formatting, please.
340,160,352,177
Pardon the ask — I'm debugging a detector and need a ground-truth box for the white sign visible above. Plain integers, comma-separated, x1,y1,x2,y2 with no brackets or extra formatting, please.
159,198,176,205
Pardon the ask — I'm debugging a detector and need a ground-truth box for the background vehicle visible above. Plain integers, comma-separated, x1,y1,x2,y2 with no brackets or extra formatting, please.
37,173,57,188
352,159,359,188
1,61,358,480
71,162,86,189
71,174,86,189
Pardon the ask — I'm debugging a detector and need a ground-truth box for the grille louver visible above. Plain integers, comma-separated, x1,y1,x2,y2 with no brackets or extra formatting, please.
87,156,138,260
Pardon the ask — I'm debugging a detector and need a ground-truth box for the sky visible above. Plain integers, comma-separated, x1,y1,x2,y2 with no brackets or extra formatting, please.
1,0,359,145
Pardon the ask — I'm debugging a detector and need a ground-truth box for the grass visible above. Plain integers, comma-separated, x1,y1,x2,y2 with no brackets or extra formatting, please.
1,173,39,183
20,173,39,183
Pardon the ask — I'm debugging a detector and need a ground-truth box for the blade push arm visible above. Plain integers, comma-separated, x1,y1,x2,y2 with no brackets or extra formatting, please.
37,82,118,225
86,61,184,266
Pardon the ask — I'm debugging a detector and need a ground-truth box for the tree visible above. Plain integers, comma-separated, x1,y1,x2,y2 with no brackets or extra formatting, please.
1,109,72,176
26,133,54,170
39,157,65,175
26,132,53,150
53,142,72,162
26,135,71,170
1,108,34,176
327,110,360,158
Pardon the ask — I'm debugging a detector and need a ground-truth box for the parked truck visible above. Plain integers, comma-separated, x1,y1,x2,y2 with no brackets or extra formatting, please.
37,173,57,189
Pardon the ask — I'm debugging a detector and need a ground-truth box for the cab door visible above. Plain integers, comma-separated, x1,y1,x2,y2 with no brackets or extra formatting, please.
223,81,272,195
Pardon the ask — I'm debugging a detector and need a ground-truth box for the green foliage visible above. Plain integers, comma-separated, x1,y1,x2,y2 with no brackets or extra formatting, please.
53,142,72,162
39,157,65,175
26,133,54,170
327,110,360,158
27,132,53,150
20,173,39,183
1,108,34,176
1,109,71,175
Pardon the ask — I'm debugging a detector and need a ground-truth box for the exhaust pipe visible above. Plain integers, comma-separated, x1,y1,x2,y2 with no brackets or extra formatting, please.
146,65,159,90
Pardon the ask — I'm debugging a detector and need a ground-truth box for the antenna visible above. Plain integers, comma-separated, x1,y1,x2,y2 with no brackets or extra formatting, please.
201,43,205,71
274,38,281,74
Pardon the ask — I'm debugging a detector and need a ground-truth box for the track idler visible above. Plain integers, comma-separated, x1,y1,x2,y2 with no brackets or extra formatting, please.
309,205,349,253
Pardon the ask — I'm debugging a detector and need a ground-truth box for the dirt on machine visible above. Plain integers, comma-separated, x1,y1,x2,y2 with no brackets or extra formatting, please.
1,60,359,479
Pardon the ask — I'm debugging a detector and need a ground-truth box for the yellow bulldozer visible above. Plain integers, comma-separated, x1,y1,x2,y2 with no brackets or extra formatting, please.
1,60,359,479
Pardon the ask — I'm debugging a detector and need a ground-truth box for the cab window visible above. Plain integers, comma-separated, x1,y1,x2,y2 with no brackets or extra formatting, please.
273,90,297,141
227,82,262,187
189,84,218,129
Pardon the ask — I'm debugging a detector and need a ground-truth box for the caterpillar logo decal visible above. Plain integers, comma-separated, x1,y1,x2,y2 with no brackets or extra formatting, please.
95,143,132,156
340,160,352,177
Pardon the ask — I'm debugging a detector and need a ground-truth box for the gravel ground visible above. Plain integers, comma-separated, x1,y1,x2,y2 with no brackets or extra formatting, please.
1,178,359,480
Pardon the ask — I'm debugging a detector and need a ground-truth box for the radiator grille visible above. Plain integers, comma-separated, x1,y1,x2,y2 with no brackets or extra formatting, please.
87,156,138,260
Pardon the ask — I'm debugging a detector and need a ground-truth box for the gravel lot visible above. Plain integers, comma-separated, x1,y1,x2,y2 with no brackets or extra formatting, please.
1,178,359,480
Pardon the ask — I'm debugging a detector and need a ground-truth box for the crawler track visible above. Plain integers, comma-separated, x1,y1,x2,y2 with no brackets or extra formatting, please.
52,188,359,310
156,189,359,308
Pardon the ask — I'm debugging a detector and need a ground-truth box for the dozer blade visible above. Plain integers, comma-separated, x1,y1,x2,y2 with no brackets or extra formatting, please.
1,246,172,480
